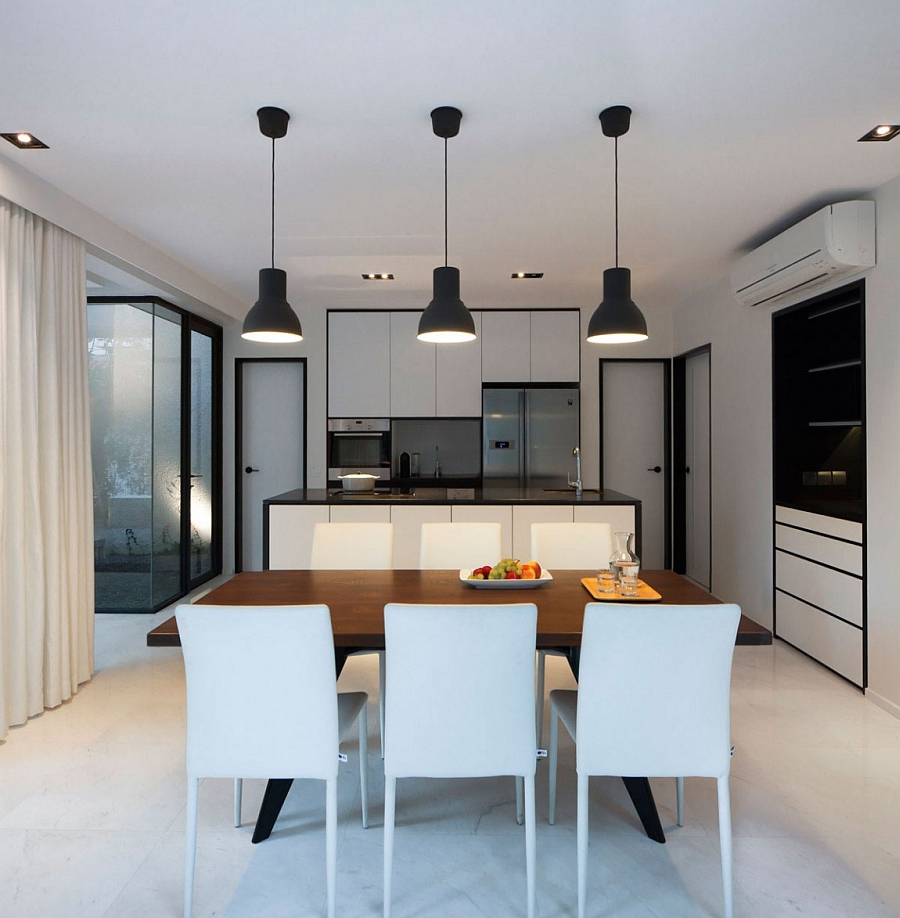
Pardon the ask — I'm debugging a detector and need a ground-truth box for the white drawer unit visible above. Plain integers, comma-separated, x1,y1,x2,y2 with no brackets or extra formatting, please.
775,591,863,686
773,505,865,687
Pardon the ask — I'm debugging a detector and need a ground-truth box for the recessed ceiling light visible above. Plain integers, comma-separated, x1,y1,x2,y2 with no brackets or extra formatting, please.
511,272,544,279
1,131,49,149
362,273,394,280
858,124,900,142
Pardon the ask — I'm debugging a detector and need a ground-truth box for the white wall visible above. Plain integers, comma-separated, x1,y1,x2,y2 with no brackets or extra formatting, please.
862,175,900,717
672,277,774,626
672,176,900,714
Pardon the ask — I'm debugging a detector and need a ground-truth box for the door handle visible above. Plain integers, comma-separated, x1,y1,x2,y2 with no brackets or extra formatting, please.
647,465,662,473
245,466,259,474
685,466,691,475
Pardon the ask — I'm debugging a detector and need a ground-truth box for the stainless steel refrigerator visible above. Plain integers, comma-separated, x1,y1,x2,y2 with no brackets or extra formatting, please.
482,387,580,487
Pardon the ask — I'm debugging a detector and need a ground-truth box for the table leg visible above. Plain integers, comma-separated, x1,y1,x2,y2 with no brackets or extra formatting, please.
564,646,666,845
622,777,666,843
251,648,350,844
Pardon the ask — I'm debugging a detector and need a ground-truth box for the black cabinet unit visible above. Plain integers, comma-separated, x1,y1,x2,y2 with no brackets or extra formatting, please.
772,281,866,688
772,283,865,520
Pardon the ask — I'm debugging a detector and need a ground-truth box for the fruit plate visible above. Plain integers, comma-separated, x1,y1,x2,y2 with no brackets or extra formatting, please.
460,569,554,589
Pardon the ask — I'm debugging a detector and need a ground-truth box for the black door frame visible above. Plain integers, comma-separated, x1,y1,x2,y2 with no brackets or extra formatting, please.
234,357,308,573
672,343,712,582
598,357,672,568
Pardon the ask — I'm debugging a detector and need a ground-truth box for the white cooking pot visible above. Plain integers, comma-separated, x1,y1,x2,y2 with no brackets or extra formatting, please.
338,471,381,492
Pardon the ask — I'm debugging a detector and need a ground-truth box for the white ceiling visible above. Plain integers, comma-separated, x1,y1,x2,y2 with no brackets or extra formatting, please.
4,0,900,322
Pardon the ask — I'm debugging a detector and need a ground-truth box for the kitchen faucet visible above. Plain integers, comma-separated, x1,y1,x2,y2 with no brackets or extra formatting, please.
568,446,583,497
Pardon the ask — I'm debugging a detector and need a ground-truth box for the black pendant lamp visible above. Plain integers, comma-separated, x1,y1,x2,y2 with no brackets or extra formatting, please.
587,105,649,344
242,106,303,343
417,106,476,344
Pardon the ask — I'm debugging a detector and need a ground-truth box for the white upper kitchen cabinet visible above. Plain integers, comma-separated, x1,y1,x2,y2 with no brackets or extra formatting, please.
481,311,531,382
436,310,482,416
390,312,436,417
328,311,391,417
530,310,580,382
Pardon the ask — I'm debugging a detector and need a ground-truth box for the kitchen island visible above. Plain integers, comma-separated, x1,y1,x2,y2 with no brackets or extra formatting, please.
263,486,640,570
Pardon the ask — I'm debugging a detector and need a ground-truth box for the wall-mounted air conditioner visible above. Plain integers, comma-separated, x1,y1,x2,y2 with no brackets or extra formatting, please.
731,201,875,308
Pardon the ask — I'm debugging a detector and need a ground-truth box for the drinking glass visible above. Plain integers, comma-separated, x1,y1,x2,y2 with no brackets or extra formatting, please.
619,560,641,596
596,567,616,593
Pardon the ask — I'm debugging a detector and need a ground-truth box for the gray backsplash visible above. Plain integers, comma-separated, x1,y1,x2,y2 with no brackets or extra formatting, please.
392,419,481,477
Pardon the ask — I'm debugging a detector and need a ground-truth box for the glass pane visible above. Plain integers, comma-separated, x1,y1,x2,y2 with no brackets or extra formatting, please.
151,305,183,608
190,330,213,579
89,302,154,611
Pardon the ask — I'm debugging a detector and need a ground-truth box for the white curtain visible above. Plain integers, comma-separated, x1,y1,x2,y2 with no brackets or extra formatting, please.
0,197,93,739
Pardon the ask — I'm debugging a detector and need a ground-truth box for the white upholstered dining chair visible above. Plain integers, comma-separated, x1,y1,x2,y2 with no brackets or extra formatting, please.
547,602,741,918
529,522,613,745
418,521,502,570
311,521,393,756
177,603,368,918
382,602,538,918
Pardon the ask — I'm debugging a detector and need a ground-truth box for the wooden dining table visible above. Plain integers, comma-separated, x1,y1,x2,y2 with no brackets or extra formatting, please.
148,569,769,844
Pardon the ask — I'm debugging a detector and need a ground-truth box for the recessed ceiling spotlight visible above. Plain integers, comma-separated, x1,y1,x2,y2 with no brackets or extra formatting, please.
858,124,900,142
362,273,394,280
1,131,49,149
511,272,544,279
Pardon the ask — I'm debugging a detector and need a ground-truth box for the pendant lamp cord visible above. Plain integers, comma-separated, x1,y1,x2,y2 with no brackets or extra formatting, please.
614,135,619,268
270,137,276,269
444,137,448,267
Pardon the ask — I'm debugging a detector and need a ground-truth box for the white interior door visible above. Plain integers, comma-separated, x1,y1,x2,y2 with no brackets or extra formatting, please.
239,360,305,571
601,361,668,569
685,350,711,588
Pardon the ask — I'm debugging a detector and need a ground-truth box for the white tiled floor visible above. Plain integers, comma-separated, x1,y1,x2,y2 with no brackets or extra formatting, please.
2,596,900,918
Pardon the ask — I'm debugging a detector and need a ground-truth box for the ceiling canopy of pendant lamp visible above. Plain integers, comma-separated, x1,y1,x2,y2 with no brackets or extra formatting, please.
417,106,476,344
242,106,303,343
586,105,649,344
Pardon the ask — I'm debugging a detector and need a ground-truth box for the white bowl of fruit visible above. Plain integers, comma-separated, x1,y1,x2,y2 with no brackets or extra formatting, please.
461,559,552,589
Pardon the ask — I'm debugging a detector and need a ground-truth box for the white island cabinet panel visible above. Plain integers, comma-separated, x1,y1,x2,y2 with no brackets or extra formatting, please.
451,504,513,559
481,311,531,382
268,505,329,570
390,312,436,417
328,311,391,418
530,310,580,382
329,505,392,524
436,311,482,416
390,505,451,569
574,505,637,539
512,505,573,560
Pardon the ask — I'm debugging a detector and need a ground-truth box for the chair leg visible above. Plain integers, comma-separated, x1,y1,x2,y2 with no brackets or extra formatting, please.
516,776,524,825
524,775,536,918
548,706,559,825
383,775,397,918
717,776,734,918
676,776,684,827
536,650,546,748
184,776,199,918
577,772,589,918
359,703,369,829
378,650,386,759
233,778,243,828
326,778,337,918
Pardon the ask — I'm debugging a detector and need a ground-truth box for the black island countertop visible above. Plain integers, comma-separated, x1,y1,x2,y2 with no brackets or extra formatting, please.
266,486,640,506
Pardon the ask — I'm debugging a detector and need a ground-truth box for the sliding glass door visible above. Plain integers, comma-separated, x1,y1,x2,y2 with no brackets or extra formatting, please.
88,297,221,612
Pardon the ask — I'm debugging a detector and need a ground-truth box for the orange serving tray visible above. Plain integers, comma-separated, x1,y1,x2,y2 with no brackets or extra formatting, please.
581,578,662,602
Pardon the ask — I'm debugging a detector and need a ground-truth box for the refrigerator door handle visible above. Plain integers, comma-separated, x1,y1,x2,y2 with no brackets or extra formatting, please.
522,389,529,484
519,389,527,484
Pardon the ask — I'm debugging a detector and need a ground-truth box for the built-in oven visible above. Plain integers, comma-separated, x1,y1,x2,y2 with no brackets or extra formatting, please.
327,419,392,484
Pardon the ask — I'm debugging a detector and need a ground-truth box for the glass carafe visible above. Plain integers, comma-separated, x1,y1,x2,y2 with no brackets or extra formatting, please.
609,531,640,586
